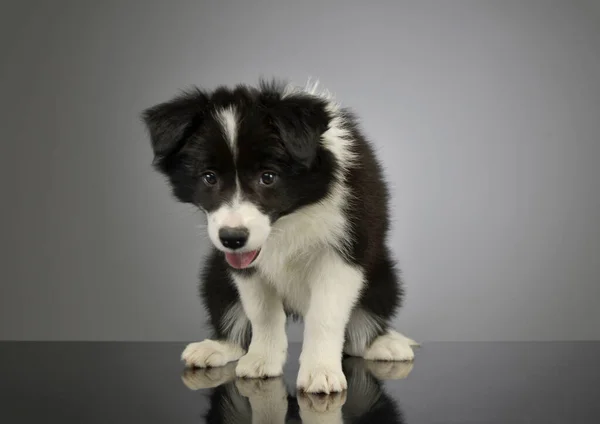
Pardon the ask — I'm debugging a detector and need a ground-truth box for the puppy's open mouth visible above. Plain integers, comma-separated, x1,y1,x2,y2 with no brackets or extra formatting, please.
224,250,260,269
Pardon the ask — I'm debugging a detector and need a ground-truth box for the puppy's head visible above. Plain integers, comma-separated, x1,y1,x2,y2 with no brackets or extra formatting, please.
142,80,337,269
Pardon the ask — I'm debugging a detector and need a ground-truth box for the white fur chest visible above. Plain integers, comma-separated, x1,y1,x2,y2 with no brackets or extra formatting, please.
252,195,349,316
255,245,328,316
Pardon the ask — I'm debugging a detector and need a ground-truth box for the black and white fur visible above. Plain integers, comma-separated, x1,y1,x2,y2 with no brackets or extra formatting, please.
142,79,417,394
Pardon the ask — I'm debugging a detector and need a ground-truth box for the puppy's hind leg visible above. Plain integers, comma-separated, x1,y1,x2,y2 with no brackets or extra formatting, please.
344,308,417,362
363,330,417,362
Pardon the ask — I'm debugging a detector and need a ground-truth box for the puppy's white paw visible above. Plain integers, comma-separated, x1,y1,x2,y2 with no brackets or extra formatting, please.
181,340,245,368
297,363,347,394
364,331,415,362
235,350,285,378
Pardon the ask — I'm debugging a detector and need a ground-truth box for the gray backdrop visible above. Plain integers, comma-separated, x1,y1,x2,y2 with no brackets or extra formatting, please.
1,0,599,342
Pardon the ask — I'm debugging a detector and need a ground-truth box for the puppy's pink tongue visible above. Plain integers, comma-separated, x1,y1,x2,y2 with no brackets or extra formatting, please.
225,250,258,269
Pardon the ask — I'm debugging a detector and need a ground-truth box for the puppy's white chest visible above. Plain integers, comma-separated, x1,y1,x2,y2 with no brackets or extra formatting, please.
257,250,324,316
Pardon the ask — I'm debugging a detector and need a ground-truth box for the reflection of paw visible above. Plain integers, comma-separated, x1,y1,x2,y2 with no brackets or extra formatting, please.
236,378,288,423
366,360,414,380
364,331,415,362
298,391,347,414
181,340,245,368
181,362,237,390
235,350,285,378
235,377,287,400
297,363,347,394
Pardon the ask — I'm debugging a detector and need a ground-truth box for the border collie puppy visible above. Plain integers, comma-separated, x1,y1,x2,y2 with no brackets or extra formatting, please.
142,79,417,394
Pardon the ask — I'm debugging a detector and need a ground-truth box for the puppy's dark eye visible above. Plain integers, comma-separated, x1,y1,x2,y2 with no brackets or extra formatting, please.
201,171,218,186
260,171,277,186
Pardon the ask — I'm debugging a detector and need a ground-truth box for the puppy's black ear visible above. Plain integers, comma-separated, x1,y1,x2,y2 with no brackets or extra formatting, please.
269,96,330,168
141,89,208,163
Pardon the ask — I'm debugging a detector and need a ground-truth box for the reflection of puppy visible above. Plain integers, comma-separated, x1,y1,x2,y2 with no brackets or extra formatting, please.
143,80,418,394
182,357,409,424
340,358,406,424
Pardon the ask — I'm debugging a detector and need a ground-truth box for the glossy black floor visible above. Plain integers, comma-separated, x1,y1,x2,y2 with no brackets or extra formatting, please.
1,341,599,423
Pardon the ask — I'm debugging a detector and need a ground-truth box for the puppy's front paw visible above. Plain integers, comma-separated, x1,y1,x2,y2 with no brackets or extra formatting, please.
181,340,244,368
297,363,347,394
235,351,285,378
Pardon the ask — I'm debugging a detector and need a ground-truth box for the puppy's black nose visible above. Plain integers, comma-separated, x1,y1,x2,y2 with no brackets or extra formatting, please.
219,227,249,250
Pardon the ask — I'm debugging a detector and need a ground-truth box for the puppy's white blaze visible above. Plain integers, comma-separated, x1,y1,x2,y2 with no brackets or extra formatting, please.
229,177,243,207
215,106,238,157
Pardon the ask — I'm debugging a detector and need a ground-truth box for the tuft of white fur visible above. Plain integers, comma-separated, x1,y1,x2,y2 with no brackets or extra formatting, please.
215,106,238,158
282,78,336,105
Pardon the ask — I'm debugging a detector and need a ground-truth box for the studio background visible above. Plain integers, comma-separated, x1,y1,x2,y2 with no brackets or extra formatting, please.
1,0,599,343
